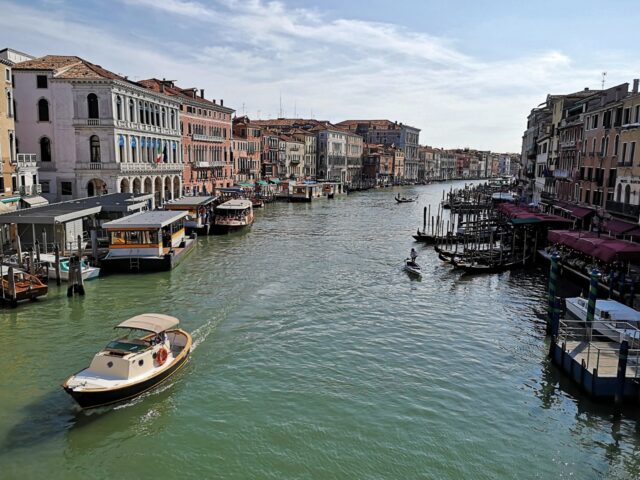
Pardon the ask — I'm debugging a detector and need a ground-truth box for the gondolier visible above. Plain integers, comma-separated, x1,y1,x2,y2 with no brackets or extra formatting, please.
410,248,418,263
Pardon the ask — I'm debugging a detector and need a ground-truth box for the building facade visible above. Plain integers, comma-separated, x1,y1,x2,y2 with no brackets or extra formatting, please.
13,56,183,205
232,116,262,183
141,79,234,195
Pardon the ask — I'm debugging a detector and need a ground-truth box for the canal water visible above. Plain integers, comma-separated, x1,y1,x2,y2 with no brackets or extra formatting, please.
2,181,640,479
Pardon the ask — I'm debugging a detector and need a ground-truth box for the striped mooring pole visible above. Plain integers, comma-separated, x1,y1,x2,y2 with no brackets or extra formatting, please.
547,253,559,332
585,269,600,342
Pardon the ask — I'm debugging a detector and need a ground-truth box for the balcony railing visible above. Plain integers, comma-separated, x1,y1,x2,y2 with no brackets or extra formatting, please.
76,161,183,173
192,133,224,143
13,153,38,169
605,200,640,219
73,118,114,127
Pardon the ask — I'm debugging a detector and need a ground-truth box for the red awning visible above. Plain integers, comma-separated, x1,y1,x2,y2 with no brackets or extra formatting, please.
548,229,640,263
603,218,637,235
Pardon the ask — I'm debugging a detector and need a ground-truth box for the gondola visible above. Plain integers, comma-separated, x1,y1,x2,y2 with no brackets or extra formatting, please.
404,259,422,276
456,257,529,275
413,230,455,244
395,195,416,203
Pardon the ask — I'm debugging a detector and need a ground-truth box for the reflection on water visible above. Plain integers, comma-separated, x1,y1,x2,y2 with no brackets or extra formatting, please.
1,182,640,478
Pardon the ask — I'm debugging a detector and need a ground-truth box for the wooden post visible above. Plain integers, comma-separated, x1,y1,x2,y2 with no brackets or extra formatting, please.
42,229,47,254
614,340,629,408
16,235,23,268
585,269,600,342
54,244,61,286
7,266,17,307
423,206,427,234
28,248,34,275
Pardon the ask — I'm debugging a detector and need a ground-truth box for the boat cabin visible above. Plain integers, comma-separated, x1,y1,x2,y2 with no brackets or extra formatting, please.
101,210,196,272
164,196,218,235
290,183,322,202
213,199,254,233
84,314,184,381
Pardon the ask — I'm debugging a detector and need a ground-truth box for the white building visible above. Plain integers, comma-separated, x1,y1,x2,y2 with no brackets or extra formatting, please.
13,55,183,205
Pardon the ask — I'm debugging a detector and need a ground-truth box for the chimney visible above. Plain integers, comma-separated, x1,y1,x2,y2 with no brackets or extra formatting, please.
220,99,224,107
634,79,639,94
584,87,589,91
212,99,216,105
200,88,205,98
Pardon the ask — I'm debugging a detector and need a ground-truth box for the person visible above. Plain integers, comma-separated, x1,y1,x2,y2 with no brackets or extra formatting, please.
410,248,418,264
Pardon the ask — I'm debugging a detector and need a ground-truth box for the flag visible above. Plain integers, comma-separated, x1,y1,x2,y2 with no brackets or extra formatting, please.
156,140,162,163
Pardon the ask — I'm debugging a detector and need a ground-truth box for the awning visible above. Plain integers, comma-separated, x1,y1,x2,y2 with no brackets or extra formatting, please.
270,179,281,184
238,183,254,188
556,202,594,219
548,230,640,263
257,180,269,186
21,196,49,207
603,218,637,235
1,196,20,204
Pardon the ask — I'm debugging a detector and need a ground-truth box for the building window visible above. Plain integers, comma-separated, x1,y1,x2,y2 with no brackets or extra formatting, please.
129,99,135,122
61,181,73,196
614,135,620,156
116,96,122,120
6,91,12,117
631,142,637,166
622,143,628,165
38,98,49,121
172,111,176,130
617,183,622,202
139,102,144,124
625,185,631,204
90,135,101,163
161,107,166,128
40,137,51,162
40,181,50,193
36,75,48,88
87,93,99,119
5,68,9,81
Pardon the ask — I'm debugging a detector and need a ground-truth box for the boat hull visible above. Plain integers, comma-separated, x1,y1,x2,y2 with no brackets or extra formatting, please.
211,222,252,234
100,239,196,273
63,332,192,409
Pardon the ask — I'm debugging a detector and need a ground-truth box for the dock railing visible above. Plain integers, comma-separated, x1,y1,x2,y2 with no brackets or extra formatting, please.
556,318,640,378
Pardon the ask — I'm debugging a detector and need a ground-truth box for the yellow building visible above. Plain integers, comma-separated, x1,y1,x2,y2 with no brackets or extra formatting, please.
0,56,16,197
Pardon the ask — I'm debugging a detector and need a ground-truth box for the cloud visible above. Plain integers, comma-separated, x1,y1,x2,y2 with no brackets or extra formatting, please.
1,0,638,151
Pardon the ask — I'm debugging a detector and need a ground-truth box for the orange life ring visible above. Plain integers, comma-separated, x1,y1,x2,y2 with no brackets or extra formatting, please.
156,347,168,366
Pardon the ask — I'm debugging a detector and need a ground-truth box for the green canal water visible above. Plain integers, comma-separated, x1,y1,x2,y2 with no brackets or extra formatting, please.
2,182,640,479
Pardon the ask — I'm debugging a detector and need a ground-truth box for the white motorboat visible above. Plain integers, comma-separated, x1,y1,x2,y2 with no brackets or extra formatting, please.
39,254,100,281
63,313,192,409
565,297,640,344
404,259,422,276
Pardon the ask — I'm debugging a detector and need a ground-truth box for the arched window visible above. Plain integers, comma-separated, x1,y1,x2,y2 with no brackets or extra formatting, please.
614,135,620,156
600,136,606,156
38,98,49,122
155,105,160,126
40,137,51,162
171,110,176,130
129,99,135,122
116,96,122,120
7,91,12,117
617,183,622,202
87,93,99,119
139,101,145,124
603,136,609,157
625,185,631,204
161,107,166,128
592,138,596,154
90,135,101,163
144,103,150,124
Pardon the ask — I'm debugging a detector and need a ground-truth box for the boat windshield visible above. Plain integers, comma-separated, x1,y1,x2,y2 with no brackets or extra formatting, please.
106,328,151,353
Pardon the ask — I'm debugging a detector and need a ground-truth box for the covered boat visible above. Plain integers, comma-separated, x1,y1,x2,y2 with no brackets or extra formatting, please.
565,297,640,344
213,199,254,234
63,313,192,409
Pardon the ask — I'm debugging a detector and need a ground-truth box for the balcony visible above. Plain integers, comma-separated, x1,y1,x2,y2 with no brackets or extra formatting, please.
13,153,38,170
192,133,224,143
73,118,115,127
606,200,640,219
560,140,576,149
76,162,183,174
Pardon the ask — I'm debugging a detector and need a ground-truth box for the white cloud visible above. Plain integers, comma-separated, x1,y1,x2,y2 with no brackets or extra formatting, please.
1,0,639,151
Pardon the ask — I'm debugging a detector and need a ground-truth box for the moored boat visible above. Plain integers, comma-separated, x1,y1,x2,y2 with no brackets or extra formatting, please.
0,266,48,306
39,254,100,282
395,194,416,203
213,199,254,234
565,297,640,344
63,313,192,409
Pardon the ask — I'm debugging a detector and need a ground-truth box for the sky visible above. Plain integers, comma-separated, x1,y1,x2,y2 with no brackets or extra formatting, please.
1,0,640,152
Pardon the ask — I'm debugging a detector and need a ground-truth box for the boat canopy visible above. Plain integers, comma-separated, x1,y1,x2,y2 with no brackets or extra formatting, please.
116,313,180,333
102,210,188,230
216,199,253,210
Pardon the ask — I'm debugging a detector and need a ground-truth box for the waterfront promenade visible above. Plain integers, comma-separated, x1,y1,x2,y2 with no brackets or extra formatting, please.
1,182,640,479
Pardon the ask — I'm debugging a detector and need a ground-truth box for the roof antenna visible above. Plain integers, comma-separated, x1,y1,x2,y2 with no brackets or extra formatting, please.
601,71,607,90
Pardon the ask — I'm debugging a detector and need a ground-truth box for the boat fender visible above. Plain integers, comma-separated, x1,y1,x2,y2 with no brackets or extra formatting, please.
156,347,168,366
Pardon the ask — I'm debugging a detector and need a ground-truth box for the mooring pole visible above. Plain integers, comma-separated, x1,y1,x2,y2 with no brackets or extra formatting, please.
614,340,629,408
54,244,61,286
585,269,600,342
547,253,559,333
423,206,427,234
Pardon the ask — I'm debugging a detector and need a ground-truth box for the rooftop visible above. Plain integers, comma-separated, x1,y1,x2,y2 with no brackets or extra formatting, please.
103,210,188,229
0,193,151,225
164,196,218,207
